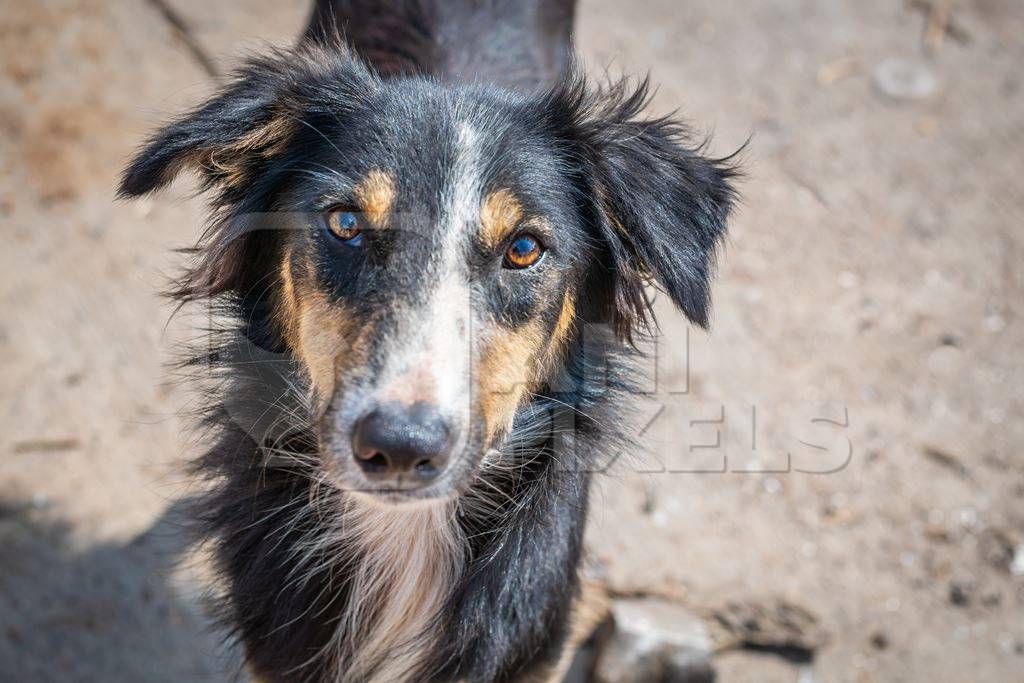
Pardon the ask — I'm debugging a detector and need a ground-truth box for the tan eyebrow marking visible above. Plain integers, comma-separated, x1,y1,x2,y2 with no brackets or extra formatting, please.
480,188,524,249
354,169,396,226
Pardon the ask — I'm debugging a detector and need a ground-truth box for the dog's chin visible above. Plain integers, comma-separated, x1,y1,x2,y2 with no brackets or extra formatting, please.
347,486,457,509
324,465,468,508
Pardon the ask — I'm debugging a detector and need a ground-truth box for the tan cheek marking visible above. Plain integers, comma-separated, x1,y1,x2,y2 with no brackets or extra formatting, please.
547,291,577,362
476,322,545,439
480,188,524,249
274,246,301,349
477,292,577,441
278,253,365,404
294,287,357,403
355,169,396,226
277,247,376,407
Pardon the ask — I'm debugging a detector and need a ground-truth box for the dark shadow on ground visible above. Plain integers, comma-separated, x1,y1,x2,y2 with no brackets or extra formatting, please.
0,499,235,682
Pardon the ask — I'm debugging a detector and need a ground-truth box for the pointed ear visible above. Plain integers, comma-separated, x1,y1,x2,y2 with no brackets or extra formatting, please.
553,77,739,335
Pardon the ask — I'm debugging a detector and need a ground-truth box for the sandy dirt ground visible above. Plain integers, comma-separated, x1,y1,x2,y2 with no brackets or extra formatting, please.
2,0,1022,681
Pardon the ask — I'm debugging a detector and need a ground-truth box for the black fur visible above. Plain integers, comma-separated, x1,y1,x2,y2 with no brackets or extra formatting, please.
304,0,576,91
120,2,737,680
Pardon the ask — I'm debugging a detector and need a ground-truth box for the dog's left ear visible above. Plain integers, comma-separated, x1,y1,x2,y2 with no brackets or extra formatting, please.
548,78,739,336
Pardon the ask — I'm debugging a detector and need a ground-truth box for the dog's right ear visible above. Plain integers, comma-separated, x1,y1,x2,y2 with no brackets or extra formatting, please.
118,45,373,200
119,71,287,199
118,46,375,301
118,46,375,300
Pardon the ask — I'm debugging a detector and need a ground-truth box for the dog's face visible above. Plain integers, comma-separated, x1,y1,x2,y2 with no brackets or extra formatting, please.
121,45,735,504
270,85,593,502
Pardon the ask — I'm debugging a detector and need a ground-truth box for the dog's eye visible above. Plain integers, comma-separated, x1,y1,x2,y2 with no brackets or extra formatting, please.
325,209,364,246
504,234,544,269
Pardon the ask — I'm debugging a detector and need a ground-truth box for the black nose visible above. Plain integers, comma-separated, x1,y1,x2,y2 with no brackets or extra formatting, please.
351,403,453,486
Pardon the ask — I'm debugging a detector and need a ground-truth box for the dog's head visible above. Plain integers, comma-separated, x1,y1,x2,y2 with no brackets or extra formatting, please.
121,45,735,504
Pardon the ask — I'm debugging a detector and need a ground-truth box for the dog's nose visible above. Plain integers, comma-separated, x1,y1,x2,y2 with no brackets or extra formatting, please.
351,403,452,485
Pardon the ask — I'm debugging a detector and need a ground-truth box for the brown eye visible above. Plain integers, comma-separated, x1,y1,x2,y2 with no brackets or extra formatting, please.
504,234,544,269
325,209,364,245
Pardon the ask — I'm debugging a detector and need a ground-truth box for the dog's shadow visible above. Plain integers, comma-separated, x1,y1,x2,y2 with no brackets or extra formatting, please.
0,498,604,682
0,498,240,682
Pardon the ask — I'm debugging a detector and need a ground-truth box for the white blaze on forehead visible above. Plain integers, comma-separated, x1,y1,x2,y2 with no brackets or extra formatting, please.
444,122,484,253
373,123,482,419
375,273,473,409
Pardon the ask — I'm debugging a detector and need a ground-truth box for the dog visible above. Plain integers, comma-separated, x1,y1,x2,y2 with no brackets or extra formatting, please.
119,1,737,680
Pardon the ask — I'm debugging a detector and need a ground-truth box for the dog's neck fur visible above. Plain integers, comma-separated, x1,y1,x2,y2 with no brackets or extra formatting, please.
328,500,465,682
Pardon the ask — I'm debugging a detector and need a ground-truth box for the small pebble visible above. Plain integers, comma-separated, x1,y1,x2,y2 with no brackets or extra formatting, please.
981,591,1002,607
873,58,939,101
838,271,859,289
1010,545,1024,576
949,581,974,607
133,196,154,218
959,507,978,528
916,116,940,137
984,314,1006,333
